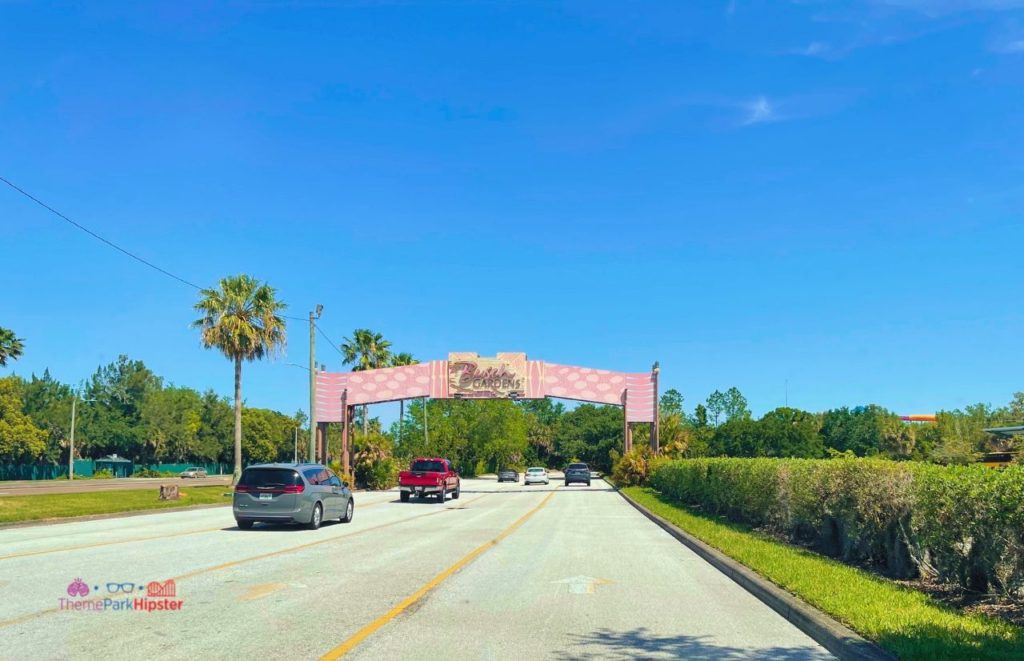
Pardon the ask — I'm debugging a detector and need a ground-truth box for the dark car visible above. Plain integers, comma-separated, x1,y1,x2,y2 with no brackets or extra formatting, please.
497,468,519,483
233,463,353,530
564,463,591,486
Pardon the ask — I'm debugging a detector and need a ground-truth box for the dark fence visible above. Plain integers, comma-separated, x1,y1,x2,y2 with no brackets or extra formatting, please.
0,461,232,481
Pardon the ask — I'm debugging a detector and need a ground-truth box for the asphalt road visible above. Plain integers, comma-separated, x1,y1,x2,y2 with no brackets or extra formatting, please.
0,476,233,496
0,477,833,660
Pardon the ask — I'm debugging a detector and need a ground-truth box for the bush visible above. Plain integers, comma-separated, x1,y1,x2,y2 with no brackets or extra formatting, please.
91,468,114,479
649,458,1024,598
351,433,399,490
612,446,666,486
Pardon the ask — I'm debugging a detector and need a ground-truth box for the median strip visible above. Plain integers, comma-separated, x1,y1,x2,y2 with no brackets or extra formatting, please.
319,488,559,660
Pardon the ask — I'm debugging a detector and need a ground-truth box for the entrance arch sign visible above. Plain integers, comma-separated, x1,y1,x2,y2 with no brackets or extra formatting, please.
314,353,658,470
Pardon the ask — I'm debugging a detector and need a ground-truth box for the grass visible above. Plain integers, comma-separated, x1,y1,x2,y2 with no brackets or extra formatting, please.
623,486,1024,661
0,486,231,525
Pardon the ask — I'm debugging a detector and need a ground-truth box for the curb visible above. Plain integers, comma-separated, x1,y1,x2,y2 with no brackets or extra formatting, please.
616,488,896,661
0,501,232,530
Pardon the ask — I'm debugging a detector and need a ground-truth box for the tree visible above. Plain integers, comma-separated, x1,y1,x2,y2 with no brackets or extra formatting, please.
21,370,74,463
196,390,233,463
553,404,623,472
0,327,24,367
79,355,162,459
660,389,684,418
756,407,824,458
723,387,751,422
341,329,393,435
706,390,726,427
0,376,46,462
194,275,287,482
140,387,203,463
390,352,419,446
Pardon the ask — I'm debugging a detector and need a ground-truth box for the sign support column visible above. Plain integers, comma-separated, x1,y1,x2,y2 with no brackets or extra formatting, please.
341,389,350,477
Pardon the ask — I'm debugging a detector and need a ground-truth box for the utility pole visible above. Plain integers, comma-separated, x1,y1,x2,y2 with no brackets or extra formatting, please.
294,427,298,463
651,361,660,453
423,397,429,447
308,304,322,463
69,397,77,480
69,395,95,479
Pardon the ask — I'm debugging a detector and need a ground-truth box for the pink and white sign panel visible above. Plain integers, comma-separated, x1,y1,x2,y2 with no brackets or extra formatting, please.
315,359,656,423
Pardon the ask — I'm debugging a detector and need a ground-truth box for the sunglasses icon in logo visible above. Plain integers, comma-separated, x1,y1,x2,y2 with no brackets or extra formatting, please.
106,582,136,594
66,578,89,597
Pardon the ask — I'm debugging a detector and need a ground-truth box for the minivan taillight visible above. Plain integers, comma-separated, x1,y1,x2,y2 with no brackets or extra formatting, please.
235,485,251,493
282,484,305,494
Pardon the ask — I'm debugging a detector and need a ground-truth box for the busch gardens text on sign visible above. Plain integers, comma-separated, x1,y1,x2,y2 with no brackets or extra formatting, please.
448,353,527,398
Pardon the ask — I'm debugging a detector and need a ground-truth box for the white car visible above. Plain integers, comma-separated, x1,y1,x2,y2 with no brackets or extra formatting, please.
523,467,549,485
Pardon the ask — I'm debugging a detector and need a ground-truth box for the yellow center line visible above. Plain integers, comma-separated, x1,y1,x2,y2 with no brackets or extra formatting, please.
0,498,395,562
0,494,489,629
319,488,560,660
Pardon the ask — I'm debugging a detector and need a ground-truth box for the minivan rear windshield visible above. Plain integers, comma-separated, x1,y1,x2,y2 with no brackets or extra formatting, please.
411,460,445,472
568,463,588,470
239,468,301,487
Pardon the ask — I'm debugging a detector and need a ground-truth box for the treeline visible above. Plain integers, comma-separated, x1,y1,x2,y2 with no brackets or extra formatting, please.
0,355,307,465
657,387,1024,464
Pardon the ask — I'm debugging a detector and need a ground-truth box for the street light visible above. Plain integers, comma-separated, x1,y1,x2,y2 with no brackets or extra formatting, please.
69,396,96,480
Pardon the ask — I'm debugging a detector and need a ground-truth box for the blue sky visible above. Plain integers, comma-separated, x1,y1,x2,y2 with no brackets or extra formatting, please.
3,1,1023,423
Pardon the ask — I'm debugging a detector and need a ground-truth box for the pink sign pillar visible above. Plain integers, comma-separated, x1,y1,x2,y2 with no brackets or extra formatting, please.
340,389,350,478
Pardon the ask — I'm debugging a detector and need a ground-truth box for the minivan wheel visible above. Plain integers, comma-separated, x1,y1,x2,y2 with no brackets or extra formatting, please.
236,519,253,530
308,503,323,530
341,498,354,523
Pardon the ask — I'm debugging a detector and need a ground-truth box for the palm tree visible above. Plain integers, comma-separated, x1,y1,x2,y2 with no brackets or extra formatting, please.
341,329,392,435
193,275,286,483
390,352,419,446
0,327,24,367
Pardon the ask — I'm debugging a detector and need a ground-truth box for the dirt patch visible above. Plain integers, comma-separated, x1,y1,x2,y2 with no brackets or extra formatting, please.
893,578,1024,628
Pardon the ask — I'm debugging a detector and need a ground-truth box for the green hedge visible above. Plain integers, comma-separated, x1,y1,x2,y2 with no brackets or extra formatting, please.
650,458,1024,597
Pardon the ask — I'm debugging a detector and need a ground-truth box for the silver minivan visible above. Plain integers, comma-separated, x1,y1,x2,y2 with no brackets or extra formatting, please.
233,463,353,530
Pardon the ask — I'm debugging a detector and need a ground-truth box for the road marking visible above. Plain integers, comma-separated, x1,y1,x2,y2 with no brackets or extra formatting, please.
319,488,559,660
0,499,394,561
0,494,488,629
241,582,288,601
551,575,612,594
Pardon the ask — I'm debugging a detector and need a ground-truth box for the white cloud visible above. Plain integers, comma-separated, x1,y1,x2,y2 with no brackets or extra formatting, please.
794,41,832,57
743,96,776,125
991,36,1024,52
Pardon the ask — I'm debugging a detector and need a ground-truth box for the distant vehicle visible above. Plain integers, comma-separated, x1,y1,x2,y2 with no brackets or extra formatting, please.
589,470,602,479
524,467,549,486
399,457,460,503
233,463,353,530
564,463,591,486
497,468,519,483
179,467,208,478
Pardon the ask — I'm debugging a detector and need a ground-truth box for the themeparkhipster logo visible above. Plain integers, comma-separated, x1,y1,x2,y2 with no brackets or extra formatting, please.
60,578,184,612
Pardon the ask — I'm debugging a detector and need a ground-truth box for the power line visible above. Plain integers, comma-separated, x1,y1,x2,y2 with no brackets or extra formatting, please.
1,174,204,290
316,323,345,357
2,175,346,354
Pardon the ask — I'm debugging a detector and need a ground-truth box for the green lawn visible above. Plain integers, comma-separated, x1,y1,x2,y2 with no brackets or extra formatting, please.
0,487,232,524
623,487,1024,661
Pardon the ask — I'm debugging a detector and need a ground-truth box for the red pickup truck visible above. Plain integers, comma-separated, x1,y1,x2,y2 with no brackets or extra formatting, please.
399,457,460,503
